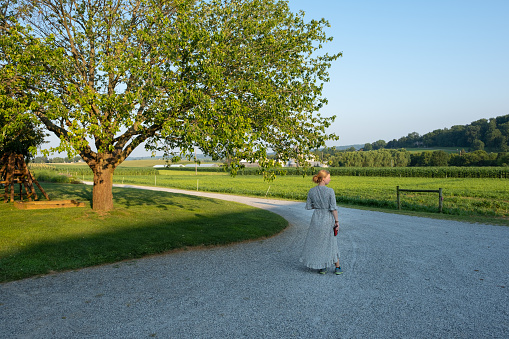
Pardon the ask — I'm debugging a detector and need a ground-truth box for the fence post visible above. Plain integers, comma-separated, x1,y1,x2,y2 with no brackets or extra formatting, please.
397,186,401,210
439,188,443,213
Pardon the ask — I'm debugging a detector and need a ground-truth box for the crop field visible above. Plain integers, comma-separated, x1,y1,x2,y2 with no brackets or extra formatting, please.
54,167,509,219
405,147,462,154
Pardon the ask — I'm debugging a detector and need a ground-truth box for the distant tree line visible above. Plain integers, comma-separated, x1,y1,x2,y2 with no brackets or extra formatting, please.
363,114,509,152
315,149,509,167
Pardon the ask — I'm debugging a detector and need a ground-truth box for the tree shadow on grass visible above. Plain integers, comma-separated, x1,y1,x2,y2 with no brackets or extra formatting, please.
0,208,288,283
38,182,226,210
38,182,93,203
110,186,224,210
1,183,288,282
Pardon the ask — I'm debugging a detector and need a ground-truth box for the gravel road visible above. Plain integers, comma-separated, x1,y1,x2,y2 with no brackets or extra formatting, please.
1,184,508,338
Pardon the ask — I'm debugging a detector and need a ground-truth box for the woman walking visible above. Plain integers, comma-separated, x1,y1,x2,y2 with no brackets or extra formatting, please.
300,170,342,275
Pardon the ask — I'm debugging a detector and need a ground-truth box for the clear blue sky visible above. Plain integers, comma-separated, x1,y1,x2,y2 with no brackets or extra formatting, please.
288,0,509,147
45,0,509,157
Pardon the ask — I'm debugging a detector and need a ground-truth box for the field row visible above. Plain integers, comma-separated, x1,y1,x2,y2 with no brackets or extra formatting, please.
31,164,509,179
69,171,509,218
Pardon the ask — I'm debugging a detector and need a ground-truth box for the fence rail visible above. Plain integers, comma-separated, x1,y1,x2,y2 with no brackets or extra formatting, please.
397,186,443,213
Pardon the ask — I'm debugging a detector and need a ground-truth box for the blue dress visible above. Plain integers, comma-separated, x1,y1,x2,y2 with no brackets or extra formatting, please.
299,185,340,269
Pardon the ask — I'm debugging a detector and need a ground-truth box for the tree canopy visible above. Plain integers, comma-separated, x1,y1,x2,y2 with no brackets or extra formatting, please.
0,113,46,158
1,0,340,210
0,16,46,158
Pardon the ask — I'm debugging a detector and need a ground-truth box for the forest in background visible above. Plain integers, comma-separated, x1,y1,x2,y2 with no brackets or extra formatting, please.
312,114,509,168
363,114,509,152
317,149,509,168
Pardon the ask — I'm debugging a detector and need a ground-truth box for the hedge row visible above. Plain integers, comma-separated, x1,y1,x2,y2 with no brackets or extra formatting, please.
33,164,509,179
323,167,509,179
168,166,509,178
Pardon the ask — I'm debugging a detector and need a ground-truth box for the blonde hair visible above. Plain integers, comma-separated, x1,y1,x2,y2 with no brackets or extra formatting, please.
312,170,330,184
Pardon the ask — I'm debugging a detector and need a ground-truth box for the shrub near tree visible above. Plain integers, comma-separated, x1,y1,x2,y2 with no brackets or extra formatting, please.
496,153,509,167
410,150,450,167
449,150,499,167
0,83,46,160
2,0,340,211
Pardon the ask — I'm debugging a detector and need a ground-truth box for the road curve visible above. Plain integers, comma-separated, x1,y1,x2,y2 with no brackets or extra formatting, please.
1,184,508,338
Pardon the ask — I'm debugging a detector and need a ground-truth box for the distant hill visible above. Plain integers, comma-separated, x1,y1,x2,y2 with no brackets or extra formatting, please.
366,114,509,152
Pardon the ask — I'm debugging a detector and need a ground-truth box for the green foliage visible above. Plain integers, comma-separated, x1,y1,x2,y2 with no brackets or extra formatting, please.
3,0,339,169
448,150,500,166
3,0,340,209
329,149,411,167
321,148,508,168
324,167,509,179
410,150,450,166
384,114,509,152
0,18,54,158
0,116,46,158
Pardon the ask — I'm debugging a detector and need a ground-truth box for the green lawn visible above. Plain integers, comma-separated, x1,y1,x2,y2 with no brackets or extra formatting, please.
102,171,509,220
0,183,287,282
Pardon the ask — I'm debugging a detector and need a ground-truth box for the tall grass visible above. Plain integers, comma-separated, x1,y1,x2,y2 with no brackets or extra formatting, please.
32,169,74,183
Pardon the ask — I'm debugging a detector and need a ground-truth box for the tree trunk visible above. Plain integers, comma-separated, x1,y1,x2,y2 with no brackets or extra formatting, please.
91,162,115,211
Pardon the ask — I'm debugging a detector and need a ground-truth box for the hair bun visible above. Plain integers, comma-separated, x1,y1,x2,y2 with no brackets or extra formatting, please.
312,169,330,184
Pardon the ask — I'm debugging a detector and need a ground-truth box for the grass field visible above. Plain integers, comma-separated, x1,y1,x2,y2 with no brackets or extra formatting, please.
60,169,508,221
405,147,462,154
30,160,509,220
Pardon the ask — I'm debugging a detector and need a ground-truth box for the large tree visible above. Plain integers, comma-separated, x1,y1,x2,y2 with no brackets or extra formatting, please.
2,0,340,210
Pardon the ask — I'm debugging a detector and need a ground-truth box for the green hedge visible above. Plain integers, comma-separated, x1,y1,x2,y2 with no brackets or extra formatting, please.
32,164,509,179
324,167,509,178
166,166,509,178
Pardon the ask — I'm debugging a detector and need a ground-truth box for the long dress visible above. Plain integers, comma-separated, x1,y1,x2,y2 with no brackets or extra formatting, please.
299,185,340,269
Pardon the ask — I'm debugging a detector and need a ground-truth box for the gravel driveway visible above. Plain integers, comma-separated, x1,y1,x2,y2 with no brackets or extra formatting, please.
1,184,508,338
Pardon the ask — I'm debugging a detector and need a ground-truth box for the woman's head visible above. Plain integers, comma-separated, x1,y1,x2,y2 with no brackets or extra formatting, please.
312,170,331,184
